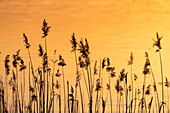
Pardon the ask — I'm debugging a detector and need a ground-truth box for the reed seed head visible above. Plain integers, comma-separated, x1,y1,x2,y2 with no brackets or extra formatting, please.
38,44,44,57
55,80,60,89
78,38,90,58
23,33,30,48
153,32,162,51
143,52,150,75
134,74,138,81
42,19,51,38
78,56,85,68
70,33,77,52
4,55,10,75
102,58,106,69
165,77,170,87
128,52,134,65
55,69,61,77
95,79,102,91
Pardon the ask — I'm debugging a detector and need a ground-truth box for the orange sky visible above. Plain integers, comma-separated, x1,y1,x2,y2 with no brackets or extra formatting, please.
2,0,170,112
0,0,170,89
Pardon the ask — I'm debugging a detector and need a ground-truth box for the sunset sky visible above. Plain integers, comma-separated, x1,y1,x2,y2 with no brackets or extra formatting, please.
0,0,170,86
2,1,170,112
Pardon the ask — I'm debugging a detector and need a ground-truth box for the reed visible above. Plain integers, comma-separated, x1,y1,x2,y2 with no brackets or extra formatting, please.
128,52,134,113
153,32,164,113
1,21,170,113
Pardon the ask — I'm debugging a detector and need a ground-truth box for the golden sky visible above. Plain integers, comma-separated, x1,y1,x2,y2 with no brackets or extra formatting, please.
0,0,170,85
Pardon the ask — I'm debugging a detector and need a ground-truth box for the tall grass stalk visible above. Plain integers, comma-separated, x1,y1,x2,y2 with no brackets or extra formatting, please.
51,50,57,113
109,75,112,113
153,32,164,112
159,51,164,112
128,52,134,113
62,66,66,113
67,81,70,113
141,75,146,113
167,86,169,113
150,66,160,109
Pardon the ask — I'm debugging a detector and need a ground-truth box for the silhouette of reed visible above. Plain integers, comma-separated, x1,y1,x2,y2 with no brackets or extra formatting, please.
0,20,170,113
153,32,165,113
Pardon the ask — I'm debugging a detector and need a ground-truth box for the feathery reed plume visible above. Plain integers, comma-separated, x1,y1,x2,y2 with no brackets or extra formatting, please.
119,69,126,82
38,44,44,57
153,32,162,50
128,52,134,65
153,32,164,112
23,33,30,48
70,33,77,52
78,38,90,58
4,55,10,75
42,19,51,38
102,58,106,69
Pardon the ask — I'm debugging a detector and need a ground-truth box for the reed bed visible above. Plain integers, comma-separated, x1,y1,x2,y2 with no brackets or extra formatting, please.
0,20,169,113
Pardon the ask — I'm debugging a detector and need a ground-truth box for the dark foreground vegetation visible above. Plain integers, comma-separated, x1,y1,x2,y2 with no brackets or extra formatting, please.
0,19,169,113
